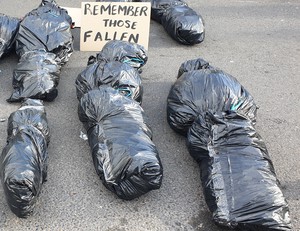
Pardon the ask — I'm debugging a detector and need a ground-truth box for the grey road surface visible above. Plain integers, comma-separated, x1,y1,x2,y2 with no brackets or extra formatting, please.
0,0,300,230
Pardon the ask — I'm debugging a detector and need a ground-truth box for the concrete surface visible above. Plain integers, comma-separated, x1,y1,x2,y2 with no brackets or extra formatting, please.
0,0,300,230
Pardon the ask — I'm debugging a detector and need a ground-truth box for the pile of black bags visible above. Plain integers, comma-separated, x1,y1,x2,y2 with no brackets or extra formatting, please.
0,99,50,218
7,0,73,102
0,0,72,219
76,40,163,200
167,58,291,230
0,14,20,58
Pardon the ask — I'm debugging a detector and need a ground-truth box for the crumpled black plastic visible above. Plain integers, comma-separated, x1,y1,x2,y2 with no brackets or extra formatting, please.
187,111,291,230
0,99,50,218
0,14,20,58
150,0,204,45
177,57,213,77
167,58,291,230
7,50,61,102
167,58,257,136
78,87,163,200
15,0,73,65
90,40,148,70
75,58,143,103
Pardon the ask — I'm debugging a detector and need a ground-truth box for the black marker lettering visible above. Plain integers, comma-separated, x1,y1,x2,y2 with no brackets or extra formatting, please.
94,32,102,41
84,4,92,15
84,30,92,42
140,6,148,16
128,33,139,43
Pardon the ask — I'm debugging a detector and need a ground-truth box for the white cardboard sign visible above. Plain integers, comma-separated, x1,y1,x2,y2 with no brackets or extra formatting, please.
80,2,151,51
63,7,82,28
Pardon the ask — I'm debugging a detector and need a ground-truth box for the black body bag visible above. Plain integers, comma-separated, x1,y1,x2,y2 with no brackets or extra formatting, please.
150,0,205,45
187,112,291,230
0,14,20,58
0,99,50,218
78,87,163,200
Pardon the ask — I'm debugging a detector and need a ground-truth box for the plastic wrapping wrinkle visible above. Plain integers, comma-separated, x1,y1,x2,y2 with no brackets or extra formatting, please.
75,59,143,103
167,65,257,136
177,58,213,78
187,112,291,230
15,0,73,65
0,99,50,218
0,14,20,58
78,87,163,200
7,50,61,102
93,40,148,70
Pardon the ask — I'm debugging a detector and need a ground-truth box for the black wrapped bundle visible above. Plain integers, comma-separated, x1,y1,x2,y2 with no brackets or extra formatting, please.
0,99,50,218
187,112,291,230
91,40,148,70
150,0,204,45
0,14,20,58
15,0,73,65
78,87,163,200
167,58,257,136
7,50,61,102
167,58,291,230
75,58,143,103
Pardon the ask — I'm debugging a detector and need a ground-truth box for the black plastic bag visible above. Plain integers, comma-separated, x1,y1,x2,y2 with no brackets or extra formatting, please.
75,58,143,103
90,40,148,70
150,0,205,45
7,50,61,102
15,0,73,65
0,14,20,58
187,111,291,230
0,99,50,218
167,58,291,230
167,58,257,136
177,57,213,78
78,87,163,200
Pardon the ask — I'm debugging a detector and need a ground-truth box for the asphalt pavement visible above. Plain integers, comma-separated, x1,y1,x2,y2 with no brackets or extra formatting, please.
0,0,300,230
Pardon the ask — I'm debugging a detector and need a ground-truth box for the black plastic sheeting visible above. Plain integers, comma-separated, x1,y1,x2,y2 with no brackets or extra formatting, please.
167,58,291,230
0,14,20,58
187,112,291,230
167,58,257,136
0,99,50,218
15,0,73,65
78,87,163,200
75,58,143,103
7,51,61,102
150,0,204,45
90,40,148,70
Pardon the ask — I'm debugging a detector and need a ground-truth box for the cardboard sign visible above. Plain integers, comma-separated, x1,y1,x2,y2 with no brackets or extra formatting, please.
80,2,151,51
63,7,82,28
